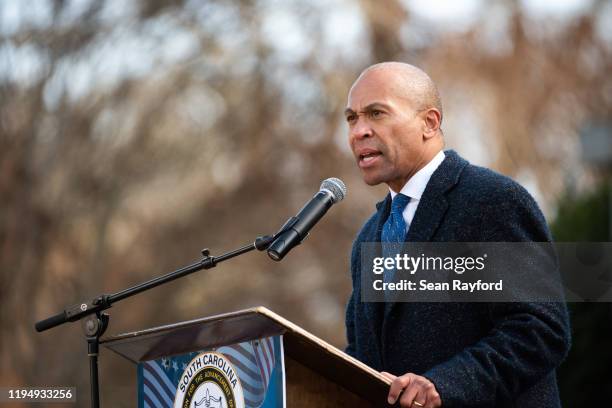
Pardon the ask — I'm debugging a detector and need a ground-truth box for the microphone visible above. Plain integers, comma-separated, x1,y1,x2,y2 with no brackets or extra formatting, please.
267,178,346,261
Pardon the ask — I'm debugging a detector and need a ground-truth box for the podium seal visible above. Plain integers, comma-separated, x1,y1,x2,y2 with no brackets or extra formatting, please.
174,351,245,408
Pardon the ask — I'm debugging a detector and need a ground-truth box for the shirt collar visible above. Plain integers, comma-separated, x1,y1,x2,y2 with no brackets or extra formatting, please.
390,150,446,200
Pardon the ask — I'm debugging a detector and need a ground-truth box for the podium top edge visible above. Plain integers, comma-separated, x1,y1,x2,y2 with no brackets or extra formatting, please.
101,306,274,343
100,306,390,386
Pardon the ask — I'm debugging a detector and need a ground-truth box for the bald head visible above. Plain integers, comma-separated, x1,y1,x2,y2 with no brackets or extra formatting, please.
351,62,443,123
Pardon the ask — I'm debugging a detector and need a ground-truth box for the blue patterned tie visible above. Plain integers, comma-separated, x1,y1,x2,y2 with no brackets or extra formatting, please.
381,193,411,285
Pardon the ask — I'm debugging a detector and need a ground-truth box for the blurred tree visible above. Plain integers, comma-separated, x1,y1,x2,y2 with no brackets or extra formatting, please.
0,0,610,405
552,182,612,406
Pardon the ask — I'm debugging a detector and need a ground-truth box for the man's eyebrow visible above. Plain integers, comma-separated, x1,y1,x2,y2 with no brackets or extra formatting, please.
344,103,391,116
344,107,356,116
363,102,391,111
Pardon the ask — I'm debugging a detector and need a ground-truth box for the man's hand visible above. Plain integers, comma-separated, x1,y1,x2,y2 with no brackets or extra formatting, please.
381,371,442,407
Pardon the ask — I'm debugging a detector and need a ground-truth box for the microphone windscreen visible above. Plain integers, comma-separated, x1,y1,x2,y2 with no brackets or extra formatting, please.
320,178,346,203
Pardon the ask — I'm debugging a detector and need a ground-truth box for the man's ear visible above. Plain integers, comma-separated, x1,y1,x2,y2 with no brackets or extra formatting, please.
423,108,442,139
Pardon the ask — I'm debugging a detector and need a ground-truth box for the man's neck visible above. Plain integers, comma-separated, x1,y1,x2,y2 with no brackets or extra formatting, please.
388,146,444,193
389,149,445,196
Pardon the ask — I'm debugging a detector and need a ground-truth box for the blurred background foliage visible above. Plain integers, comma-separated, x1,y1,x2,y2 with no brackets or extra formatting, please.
0,0,610,406
551,183,612,406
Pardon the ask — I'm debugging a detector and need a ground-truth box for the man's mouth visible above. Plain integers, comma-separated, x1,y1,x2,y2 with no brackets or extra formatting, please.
358,150,382,168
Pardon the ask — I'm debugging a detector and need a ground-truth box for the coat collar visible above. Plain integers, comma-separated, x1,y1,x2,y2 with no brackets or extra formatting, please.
374,149,467,242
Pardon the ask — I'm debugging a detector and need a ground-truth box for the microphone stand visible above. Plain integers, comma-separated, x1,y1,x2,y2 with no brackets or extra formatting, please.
35,235,277,408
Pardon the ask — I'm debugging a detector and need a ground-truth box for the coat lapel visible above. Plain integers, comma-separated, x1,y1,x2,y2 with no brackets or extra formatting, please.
363,193,392,361
407,150,467,241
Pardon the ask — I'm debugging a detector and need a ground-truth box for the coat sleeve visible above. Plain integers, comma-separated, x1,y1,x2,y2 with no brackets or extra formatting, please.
344,238,361,358
424,302,570,406
344,286,357,358
423,185,571,406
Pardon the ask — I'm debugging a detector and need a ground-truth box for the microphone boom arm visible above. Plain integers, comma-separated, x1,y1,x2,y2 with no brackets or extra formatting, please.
35,234,276,333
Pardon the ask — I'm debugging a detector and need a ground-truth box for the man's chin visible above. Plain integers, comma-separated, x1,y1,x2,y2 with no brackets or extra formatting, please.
361,173,385,186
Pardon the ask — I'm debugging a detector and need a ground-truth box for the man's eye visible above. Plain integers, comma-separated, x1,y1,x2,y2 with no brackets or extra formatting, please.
370,110,383,118
346,114,357,123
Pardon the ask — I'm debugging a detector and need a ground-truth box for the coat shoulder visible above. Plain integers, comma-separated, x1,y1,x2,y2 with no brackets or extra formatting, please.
459,164,533,204
456,163,544,216
456,163,550,241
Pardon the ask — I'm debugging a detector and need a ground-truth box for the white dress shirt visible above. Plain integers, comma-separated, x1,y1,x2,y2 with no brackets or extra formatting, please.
389,150,445,232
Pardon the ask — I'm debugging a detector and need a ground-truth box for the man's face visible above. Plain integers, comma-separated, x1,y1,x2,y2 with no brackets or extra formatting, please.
345,70,427,192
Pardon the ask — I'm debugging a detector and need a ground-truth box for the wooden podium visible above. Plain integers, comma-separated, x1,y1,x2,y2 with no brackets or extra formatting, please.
101,306,392,407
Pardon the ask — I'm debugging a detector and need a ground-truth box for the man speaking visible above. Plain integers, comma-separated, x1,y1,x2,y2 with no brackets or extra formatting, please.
343,62,570,407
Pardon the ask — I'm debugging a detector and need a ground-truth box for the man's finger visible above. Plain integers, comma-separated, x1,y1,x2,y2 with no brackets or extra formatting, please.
381,371,397,381
426,388,442,408
411,388,427,408
398,379,420,407
388,374,413,404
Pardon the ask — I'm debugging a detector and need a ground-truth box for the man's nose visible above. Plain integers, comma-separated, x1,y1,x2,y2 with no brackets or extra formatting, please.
349,117,372,140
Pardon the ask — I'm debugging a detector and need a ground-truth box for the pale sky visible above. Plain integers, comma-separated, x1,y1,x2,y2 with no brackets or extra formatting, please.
1,0,607,215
